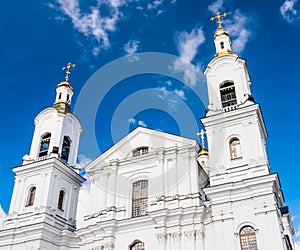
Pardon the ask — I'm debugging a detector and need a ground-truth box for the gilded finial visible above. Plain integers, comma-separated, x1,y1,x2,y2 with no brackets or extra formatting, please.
62,62,76,82
197,129,209,156
210,11,228,29
198,129,206,149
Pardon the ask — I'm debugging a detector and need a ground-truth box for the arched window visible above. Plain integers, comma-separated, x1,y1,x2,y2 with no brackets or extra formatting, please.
61,136,71,163
230,138,242,160
130,240,145,250
67,94,70,103
26,187,36,206
132,147,149,157
57,190,65,210
220,81,237,108
239,226,258,250
132,180,148,217
58,93,62,99
39,133,51,157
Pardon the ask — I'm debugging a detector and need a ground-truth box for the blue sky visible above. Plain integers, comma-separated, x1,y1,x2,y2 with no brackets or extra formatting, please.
0,0,300,244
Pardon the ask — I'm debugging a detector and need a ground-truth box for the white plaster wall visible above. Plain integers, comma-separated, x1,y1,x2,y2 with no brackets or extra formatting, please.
29,108,82,166
205,56,251,113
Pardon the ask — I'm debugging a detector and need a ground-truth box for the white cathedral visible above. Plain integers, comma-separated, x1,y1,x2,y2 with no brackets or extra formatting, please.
0,13,295,250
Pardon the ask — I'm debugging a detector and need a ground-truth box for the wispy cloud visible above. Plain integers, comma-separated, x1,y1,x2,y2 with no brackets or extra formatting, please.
124,40,141,62
0,205,6,229
156,86,186,100
208,0,223,13
224,10,254,54
77,154,92,169
173,27,205,87
129,118,147,127
207,2,254,54
280,0,300,23
147,0,164,10
155,84,187,111
124,40,140,55
54,0,124,54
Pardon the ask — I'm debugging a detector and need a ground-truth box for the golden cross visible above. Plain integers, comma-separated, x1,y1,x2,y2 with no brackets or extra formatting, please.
62,62,76,82
210,11,228,29
198,129,206,148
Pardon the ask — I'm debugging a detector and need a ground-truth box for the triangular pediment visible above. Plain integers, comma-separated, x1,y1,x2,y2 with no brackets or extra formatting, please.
85,126,197,172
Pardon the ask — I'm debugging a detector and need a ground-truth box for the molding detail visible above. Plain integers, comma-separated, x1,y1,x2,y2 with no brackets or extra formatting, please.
184,231,196,240
170,232,181,242
156,233,168,243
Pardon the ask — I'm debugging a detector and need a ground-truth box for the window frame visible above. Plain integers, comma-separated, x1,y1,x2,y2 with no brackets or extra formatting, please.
39,133,51,157
220,81,237,108
239,226,258,250
132,147,149,157
61,136,71,163
57,190,65,211
230,137,242,160
129,240,145,250
132,180,148,218
26,186,36,207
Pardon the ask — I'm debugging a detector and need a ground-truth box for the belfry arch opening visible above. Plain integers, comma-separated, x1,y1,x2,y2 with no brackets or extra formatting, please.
220,81,237,108
61,136,71,163
39,133,51,157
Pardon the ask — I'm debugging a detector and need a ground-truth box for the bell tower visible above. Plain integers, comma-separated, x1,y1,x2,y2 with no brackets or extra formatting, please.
0,63,85,249
201,13,294,250
23,63,81,167
202,13,268,186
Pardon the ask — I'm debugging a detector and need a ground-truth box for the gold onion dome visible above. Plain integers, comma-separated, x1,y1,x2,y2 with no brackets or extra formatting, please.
198,129,209,156
58,80,74,90
199,147,209,156
214,27,229,37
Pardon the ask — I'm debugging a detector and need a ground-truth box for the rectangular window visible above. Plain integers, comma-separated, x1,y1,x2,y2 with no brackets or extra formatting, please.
132,180,148,217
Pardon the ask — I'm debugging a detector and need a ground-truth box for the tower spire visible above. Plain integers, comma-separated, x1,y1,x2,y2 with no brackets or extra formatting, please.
198,129,209,156
62,62,76,82
53,62,76,114
210,11,234,57
210,11,228,30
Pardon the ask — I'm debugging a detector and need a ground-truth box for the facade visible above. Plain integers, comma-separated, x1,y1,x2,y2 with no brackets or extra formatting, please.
0,14,295,250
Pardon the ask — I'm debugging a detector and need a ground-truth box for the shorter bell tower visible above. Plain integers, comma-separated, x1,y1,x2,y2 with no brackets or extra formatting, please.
23,63,81,167
0,63,85,250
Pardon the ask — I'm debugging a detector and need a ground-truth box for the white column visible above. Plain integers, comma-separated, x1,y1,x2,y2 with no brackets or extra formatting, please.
9,178,21,214
106,162,118,208
183,231,196,250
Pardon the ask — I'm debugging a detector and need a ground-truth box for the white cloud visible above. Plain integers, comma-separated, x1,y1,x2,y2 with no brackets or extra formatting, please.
77,154,92,169
224,10,253,54
174,89,186,100
156,86,187,111
156,86,187,101
208,0,223,14
0,205,6,229
129,118,147,127
138,120,147,127
174,27,205,87
124,40,140,55
55,0,123,51
280,0,299,23
176,27,205,62
147,0,164,10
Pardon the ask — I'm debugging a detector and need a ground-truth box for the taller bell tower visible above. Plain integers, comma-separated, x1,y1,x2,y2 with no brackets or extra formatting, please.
0,63,85,250
200,13,294,250
203,12,267,185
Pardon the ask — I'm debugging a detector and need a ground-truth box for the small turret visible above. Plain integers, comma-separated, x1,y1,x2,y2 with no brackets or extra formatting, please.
197,129,209,174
